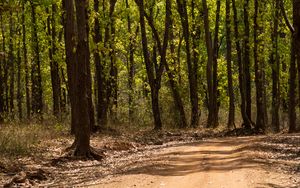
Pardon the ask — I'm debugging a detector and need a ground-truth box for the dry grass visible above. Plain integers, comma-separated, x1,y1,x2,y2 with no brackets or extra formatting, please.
0,123,66,157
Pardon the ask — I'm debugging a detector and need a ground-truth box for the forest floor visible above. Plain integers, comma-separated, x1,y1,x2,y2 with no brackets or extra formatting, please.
0,126,299,187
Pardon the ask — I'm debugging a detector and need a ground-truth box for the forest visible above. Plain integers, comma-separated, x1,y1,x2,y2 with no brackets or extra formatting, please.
0,0,300,187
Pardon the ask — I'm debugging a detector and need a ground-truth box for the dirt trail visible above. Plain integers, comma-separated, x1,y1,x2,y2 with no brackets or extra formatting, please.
92,137,297,188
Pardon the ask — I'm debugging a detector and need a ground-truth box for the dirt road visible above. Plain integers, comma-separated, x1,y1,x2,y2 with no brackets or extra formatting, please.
92,137,298,188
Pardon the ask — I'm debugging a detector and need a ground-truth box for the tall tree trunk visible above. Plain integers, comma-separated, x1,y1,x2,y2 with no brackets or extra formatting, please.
63,0,77,134
244,0,252,122
271,0,280,132
73,0,92,156
1,17,9,113
177,0,199,127
0,16,4,123
136,0,162,130
48,4,62,118
254,0,267,132
22,2,31,119
232,0,252,129
226,0,235,128
126,0,135,123
169,1,188,128
8,12,15,117
203,0,220,128
289,0,300,133
212,0,221,128
109,0,118,122
17,22,23,120
93,0,107,127
30,1,43,116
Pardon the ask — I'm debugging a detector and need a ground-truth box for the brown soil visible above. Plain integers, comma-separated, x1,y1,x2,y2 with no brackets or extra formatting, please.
1,133,299,187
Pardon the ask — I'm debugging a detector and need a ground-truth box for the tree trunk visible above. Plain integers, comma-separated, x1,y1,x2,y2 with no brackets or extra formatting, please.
244,0,252,122
63,0,77,134
30,1,43,117
136,0,163,130
109,0,118,122
8,12,15,117
232,0,252,129
226,0,235,128
22,2,31,119
48,4,62,118
254,0,267,132
176,0,199,128
73,0,92,156
289,0,300,133
271,0,280,132
126,0,135,123
0,16,4,123
17,24,23,120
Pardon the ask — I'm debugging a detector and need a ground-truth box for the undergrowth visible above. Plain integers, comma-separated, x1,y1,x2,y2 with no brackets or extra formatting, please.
0,123,65,157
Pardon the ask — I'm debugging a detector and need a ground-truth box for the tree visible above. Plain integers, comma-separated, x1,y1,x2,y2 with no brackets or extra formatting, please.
289,0,300,133
226,0,235,128
177,0,199,128
30,0,43,117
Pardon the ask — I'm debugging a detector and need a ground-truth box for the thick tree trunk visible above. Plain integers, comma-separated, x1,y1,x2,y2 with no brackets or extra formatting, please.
289,0,300,133
73,0,92,156
226,0,235,128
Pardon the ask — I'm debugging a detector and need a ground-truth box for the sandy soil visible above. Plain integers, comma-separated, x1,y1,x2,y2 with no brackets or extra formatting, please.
91,137,299,188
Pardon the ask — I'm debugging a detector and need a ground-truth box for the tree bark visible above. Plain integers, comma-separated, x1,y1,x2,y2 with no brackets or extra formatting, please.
226,0,235,128
254,0,267,132
270,0,280,132
73,0,92,156
177,0,199,128
48,4,62,118
30,1,43,117
22,2,31,119
136,0,163,130
244,0,252,122
63,0,77,134
289,0,300,133
232,0,252,129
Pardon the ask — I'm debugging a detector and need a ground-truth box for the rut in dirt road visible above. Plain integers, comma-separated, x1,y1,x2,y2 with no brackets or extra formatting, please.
93,137,299,188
